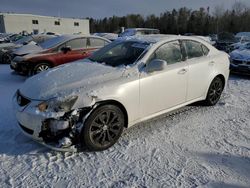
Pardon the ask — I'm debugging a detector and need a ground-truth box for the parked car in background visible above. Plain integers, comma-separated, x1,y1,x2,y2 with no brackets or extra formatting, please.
230,32,250,51
209,34,218,42
215,32,236,53
0,34,56,64
184,34,215,45
13,35,230,152
235,32,250,41
119,28,160,37
93,33,118,41
0,33,24,43
0,33,13,43
194,36,215,45
230,41,250,51
10,35,110,75
230,44,250,75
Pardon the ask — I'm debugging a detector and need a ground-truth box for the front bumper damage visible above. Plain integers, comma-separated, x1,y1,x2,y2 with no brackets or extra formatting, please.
13,91,92,152
10,60,30,74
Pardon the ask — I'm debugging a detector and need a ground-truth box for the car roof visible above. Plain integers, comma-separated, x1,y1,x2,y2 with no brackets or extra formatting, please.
125,28,160,31
118,34,210,45
54,34,111,42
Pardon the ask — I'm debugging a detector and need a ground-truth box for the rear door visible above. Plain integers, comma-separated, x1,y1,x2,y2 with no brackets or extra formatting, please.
181,40,213,101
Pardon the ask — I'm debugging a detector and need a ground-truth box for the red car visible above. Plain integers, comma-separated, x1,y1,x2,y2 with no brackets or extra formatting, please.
10,35,110,75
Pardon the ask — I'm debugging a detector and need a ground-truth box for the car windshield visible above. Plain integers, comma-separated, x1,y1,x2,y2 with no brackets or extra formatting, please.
88,41,150,67
39,36,68,49
14,36,33,45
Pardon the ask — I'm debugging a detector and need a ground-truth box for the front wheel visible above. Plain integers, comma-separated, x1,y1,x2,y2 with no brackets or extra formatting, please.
203,77,224,106
2,53,12,64
33,63,51,75
81,105,125,151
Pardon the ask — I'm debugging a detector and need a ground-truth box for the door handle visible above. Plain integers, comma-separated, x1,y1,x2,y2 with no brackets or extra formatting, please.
209,61,215,65
178,68,187,74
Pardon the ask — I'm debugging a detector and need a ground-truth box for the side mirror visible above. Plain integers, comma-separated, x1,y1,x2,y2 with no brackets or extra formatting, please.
61,46,72,54
145,59,167,73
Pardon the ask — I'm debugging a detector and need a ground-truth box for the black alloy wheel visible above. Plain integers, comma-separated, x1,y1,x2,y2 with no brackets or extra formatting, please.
204,77,224,106
81,105,125,151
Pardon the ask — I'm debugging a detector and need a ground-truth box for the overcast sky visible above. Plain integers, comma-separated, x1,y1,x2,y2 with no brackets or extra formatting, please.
1,0,250,19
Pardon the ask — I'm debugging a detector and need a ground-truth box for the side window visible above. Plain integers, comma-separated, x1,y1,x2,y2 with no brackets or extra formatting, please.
148,41,183,65
89,38,105,48
56,43,66,52
65,38,87,49
183,40,205,59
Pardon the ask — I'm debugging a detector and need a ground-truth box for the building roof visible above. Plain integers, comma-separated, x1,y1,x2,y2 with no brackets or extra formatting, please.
0,13,88,21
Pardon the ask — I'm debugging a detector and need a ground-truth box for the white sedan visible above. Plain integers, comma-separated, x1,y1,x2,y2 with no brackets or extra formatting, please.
13,35,230,152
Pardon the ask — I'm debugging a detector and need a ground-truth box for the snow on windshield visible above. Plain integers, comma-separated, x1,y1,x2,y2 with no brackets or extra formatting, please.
89,40,150,67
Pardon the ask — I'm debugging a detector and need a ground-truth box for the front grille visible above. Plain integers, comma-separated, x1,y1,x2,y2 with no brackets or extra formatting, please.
16,90,30,107
232,60,243,65
19,123,34,135
232,60,250,65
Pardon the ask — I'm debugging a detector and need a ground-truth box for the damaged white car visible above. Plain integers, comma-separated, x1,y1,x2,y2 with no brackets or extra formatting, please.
13,35,230,152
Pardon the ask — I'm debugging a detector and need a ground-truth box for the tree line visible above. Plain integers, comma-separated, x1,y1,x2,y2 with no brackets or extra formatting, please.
88,2,250,35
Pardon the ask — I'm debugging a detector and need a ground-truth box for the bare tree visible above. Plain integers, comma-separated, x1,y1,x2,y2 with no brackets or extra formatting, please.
232,1,247,15
213,4,225,34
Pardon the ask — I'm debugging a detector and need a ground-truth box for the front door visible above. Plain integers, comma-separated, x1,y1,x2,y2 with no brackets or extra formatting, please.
139,41,188,118
53,38,88,66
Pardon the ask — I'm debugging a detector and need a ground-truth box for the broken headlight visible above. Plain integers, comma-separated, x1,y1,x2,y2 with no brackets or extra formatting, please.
37,96,78,112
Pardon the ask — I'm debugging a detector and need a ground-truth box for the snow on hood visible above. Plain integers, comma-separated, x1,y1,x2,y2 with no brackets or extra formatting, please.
13,44,43,56
0,42,14,49
20,61,125,100
230,49,250,61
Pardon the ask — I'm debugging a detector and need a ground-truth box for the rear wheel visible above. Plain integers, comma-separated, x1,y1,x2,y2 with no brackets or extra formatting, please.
81,105,125,151
33,63,51,75
203,77,224,106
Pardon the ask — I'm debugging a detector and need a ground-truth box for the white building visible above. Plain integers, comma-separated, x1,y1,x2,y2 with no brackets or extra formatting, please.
0,13,89,34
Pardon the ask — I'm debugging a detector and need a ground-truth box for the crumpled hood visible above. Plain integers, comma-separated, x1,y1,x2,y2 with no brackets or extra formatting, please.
20,61,125,100
13,44,43,56
230,49,250,61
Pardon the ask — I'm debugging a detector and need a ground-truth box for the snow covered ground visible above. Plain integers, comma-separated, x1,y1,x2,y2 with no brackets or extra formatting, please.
0,64,249,188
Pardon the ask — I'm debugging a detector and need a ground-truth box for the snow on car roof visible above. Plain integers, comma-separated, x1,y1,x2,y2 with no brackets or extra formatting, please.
39,34,95,49
118,34,177,43
118,34,209,44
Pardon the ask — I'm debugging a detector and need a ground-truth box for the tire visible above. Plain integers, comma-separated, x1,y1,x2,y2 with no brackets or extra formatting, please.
203,77,224,106
33,62,51,75
2,53,11,64
81,104,125,151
